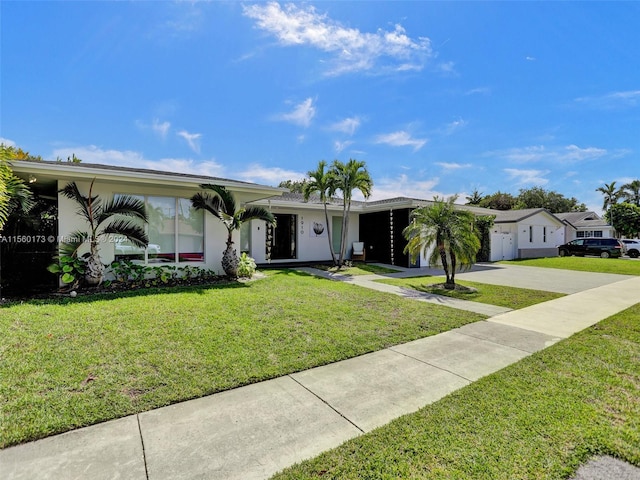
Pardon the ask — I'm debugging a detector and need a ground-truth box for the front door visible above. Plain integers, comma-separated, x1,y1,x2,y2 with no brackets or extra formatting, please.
271,214,297,259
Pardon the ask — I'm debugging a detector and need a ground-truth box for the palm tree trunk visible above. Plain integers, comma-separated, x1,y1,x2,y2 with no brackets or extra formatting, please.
85,241,104,286
439,244,451,286
221,234,239,279
323,203,337,266
448,252,457,289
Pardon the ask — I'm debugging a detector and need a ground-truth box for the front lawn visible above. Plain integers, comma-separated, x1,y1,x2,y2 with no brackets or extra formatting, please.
313,263,400,275
0,270,485,448
501,256,640,275
272,304,640,479
376,276,565,309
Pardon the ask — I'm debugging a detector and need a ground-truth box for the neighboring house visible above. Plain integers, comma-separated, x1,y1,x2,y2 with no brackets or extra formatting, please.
7,161,573,285
555,211,614,241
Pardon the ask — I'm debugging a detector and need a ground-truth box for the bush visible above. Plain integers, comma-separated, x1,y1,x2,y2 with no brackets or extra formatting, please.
237,253,256,278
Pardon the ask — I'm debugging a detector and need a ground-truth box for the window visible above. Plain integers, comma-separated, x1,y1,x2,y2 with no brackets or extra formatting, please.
543,226,547,243
115,195,203,264
577,231,585,238
593,230,603,238
529,225,533,243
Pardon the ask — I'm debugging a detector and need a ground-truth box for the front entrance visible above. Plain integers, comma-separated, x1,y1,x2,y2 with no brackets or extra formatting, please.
271,213,297,260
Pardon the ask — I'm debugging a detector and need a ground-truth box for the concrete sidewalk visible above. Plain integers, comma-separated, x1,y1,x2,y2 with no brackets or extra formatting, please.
2,266,639,480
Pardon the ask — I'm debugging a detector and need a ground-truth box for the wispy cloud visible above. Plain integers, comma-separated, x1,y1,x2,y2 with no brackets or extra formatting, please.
574,90,640,109
504,168,550,186
243,2,433,76
488,144,608,164
177,130,202,154
436,61,457,76
274,97,316,127
435,162,472,170
374,131,427,151
367,174,449,202
236,164,306,185
441,118,467,135
329,116,361,135
334,140,353,153
51,145,224,177
137,118,171,139
525,55,536,61
465,87,490,96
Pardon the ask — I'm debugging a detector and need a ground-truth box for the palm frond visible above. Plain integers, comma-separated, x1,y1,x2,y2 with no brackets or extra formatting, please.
101,219,149,248
239,206,276,226
99,195,148,225
59,230,89,257
191,192,225,222
59,181,95,224
199,184,236,214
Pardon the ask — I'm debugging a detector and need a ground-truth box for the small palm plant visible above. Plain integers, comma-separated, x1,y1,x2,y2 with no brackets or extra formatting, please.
191,184,276,279
58,179,148,286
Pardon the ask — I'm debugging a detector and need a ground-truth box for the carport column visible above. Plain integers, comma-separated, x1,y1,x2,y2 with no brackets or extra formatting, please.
390,209,394,265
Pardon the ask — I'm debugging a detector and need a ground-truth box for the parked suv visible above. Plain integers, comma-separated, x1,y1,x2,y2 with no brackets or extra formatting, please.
621,239,640,258
558,238,624,258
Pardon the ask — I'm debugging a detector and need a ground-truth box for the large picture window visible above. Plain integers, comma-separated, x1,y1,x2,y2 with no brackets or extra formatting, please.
114,195,204,263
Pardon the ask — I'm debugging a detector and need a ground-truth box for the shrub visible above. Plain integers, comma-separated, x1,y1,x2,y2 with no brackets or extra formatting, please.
237,253,256,278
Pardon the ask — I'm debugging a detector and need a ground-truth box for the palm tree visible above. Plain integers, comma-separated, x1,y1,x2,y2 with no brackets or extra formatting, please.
331,159,373,266
191,184,275,279
403,195,480,289
595,181,621,212
465,189,484,206
620,180,640,206
59,180,148,285
0,145,34,230
302,160,338,266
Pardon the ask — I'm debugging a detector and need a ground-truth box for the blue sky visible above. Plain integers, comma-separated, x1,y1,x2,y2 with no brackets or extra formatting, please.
2,1,639,212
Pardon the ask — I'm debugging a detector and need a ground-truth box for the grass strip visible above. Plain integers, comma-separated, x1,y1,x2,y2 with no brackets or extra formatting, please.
376,276,565,309
501,256,640,275
0,270,485,448
272,304,640,479
313,264,401,275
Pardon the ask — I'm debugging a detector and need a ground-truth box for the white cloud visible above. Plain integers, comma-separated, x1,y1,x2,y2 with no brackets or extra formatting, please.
177,130,202,153
137,118,171,139
435,162,472,170
504,168,550,186
275,97,316,127
436,61,457,76
574,90,640,109
0,137,16,147
441,118,467,135
243,2,433,75
236,164,306,185
525,56,536,61
374,131,427,151
334,140,353,153
329,116,361,135
50,145,224,178
489,144,608,164
366,174,448,202
465,87,490,96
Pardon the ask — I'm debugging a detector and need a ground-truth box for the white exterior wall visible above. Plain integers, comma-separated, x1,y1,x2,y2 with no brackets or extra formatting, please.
56,179,241,275
249,205,360,264
516,212,563,251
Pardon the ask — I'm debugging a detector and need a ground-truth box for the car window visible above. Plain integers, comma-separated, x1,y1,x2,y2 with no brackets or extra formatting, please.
572,239,584,246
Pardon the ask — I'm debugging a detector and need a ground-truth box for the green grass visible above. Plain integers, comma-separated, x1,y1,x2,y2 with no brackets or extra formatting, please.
0,270,486,448
272,304,640,479
376,276,565,309
501,256,640,275
313,263,401,275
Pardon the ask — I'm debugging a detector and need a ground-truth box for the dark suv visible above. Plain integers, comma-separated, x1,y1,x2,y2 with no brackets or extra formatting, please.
558,238,624,258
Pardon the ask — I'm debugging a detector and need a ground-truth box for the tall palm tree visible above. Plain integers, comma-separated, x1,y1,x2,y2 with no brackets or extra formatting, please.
331,159,373,266
302,160,338,265
620,179,640,206
59,180,148,285
465,189,484,206
595,181,621,212
191,184,275,279
403,195,480,289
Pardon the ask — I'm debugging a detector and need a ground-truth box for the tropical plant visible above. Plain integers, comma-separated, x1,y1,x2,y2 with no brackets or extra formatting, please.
303,160,338,265
191,184,275,279
403,195,480,289
605,202,640,238
465,189,484,206
57,179,148,286
595,181,621,212
620,179,640,206
331,159,373,266
0,144,34,231
237,252,257,278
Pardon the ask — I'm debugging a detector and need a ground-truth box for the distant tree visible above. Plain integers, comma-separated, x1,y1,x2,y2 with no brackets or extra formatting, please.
596,181,621,212
605,202,640,238
620,180,640,206
302,160,338,266
331,159,373,266
478,191,517,210
465,189,483,205
515,186,586,213
277,179,308,194
403,195,480,289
